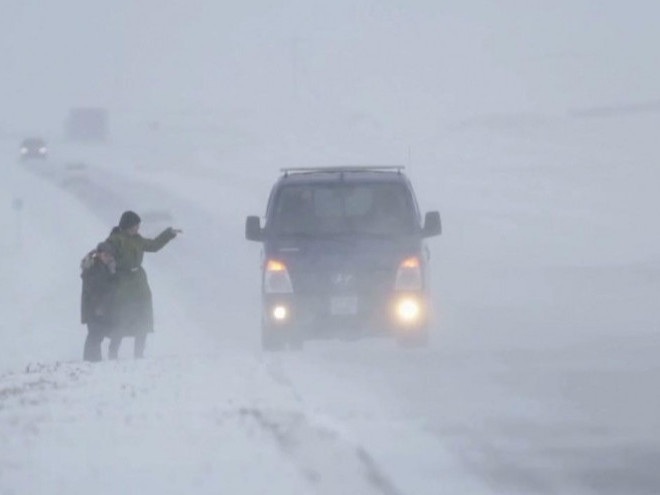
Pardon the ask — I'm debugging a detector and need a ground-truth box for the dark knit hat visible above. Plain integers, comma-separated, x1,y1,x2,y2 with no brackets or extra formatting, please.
96,241,116,256
119,210,141,230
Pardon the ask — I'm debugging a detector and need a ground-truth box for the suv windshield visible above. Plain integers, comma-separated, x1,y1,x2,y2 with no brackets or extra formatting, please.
270,182,417,237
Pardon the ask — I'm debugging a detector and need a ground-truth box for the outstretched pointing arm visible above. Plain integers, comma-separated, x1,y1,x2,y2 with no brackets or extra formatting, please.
141,227,178,252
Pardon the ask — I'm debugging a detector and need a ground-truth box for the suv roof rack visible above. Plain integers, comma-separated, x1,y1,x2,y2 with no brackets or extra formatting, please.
280,165,405,176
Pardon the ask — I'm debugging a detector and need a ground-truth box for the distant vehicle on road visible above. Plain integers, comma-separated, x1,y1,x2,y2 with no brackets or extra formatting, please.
246,166,442,350
19,137,48,160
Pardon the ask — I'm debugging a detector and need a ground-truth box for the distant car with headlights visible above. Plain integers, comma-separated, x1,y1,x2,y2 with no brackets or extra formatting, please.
19,137,48,160
246,166,441,350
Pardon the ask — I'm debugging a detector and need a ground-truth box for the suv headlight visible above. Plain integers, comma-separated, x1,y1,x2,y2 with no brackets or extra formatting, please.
395,256,423,291
264,259,293,294
395,297,422,323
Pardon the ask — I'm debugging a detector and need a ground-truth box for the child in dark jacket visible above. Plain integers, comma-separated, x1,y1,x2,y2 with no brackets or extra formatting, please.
81,242,118,362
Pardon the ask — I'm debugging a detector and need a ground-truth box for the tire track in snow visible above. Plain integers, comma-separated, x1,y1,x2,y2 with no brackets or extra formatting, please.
239,406,403,495
252,355,404,495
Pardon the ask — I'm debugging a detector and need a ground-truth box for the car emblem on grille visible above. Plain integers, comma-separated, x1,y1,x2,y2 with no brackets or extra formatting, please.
331,273,354,286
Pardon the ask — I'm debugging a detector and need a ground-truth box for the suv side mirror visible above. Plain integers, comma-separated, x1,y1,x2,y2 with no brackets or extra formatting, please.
422,211,441,237
245,216,263,242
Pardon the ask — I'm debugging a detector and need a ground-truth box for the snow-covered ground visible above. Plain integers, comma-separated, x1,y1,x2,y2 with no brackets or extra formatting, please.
2,2,660,494
1,108,659,494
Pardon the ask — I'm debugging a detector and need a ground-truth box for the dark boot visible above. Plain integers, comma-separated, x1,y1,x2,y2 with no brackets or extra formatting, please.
83,329,103,362
108,337,121,360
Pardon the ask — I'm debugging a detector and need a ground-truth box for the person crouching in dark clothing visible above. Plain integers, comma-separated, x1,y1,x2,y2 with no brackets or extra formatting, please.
81,241,118,362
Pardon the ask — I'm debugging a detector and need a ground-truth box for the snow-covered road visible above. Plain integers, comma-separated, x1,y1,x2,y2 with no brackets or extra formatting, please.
1,110,659,494
2,339,658,494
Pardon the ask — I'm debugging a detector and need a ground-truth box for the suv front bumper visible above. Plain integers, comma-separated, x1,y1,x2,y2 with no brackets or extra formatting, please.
262,291,429,340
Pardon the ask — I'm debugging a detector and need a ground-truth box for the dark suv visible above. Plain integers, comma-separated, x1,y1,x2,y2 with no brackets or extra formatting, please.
245,166,441,349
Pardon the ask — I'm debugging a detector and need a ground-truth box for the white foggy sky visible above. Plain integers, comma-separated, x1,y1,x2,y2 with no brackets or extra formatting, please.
2,1,659,135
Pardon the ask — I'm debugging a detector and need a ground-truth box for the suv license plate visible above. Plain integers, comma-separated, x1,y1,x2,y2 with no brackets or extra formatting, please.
330,296,358,316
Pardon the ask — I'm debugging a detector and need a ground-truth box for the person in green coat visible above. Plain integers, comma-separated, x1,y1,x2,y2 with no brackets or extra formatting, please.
106,210,179,359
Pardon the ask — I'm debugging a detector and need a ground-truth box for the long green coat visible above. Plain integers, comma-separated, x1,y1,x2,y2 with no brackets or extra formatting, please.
106,227,176,336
